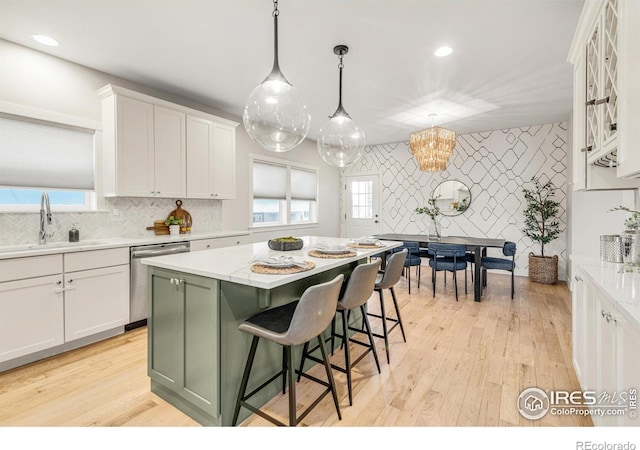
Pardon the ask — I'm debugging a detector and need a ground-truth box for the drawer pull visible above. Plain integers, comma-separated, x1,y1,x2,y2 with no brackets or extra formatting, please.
580,146,593,153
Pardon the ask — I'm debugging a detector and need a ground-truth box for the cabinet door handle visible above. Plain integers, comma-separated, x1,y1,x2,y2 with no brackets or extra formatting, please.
585,99,596,106
580,146,593,153
601,308,608,318
574,275,583,282
595,96,610,105
54,280,64,294
609,123,617,132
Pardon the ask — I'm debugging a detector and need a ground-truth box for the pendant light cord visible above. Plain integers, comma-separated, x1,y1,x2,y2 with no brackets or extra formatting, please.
266,0,288,84
331,47,350,119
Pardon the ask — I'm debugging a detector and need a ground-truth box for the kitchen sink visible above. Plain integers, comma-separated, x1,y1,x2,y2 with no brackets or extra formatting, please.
0,239,128,254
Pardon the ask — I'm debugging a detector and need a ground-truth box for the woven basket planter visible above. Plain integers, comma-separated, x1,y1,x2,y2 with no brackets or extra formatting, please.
528,252,558,285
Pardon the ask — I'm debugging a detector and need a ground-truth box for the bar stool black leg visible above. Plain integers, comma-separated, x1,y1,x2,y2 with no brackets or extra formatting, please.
340,309,353,406
317,335,342,420
361,304,381,373
282,347,287,394
390,287,406,342
378,290,390,363
232,335,259,426
285,345,295,426
297,341,310,382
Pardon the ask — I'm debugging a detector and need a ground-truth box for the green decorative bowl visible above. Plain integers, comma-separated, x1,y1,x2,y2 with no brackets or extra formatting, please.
268,238,303,251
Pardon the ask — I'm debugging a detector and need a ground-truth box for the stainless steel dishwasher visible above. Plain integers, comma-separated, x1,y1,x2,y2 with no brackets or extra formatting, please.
127,241,190,331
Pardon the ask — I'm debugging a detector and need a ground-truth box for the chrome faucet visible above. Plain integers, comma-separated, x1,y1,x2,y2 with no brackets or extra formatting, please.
39,192,52,244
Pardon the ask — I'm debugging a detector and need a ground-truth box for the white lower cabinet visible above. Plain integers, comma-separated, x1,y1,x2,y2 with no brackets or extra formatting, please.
0,247,130,369
0,274,64,362
190,234,250,252
64,265,129,342
572,265,640,426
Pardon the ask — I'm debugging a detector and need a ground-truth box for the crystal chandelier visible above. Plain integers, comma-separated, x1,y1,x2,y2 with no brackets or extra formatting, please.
317,45,365,168
243,0,311,152
409,115,456,172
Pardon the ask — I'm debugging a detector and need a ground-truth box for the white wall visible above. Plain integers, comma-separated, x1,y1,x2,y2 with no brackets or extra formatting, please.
0,39,341,244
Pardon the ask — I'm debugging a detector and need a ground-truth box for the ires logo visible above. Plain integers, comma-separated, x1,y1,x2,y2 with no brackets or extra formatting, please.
517,387,638,420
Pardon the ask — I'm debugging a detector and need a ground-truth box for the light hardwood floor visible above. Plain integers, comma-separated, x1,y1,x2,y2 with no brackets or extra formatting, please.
0,268,592,427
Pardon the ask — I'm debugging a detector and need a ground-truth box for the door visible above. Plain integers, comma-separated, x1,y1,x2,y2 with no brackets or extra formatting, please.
0,275,64,362
345,173,381,238
64,265,129,342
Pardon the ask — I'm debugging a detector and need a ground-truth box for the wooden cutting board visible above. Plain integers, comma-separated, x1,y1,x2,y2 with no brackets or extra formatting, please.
167,200,192,233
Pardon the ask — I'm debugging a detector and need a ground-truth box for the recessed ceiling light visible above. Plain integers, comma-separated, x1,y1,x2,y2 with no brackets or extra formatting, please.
33,35,59,47
435,46,453,57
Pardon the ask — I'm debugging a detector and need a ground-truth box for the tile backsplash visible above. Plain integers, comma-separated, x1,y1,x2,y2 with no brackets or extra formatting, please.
0,197,222,246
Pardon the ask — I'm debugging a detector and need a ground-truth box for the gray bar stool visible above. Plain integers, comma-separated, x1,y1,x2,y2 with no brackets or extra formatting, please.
298,259,382,406
231,275,344,427
369,249,408,364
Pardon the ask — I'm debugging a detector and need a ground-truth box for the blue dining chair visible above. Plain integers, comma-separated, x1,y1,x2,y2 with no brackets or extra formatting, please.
427,242,468,301
400,241,421,294
481,241,517,299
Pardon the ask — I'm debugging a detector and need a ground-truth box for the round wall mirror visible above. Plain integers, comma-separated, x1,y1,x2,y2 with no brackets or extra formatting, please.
432,180,472,216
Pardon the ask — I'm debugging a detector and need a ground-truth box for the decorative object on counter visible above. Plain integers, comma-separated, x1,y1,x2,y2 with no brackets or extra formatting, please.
600,235,624,263
267,236,304,251
609,206,640,264
317,44,365,168
68,224,79,242
167,200,192,233
415,195,441,240
165,216,182,236
522,176,561,284
243,0,310,153
146,220,170,235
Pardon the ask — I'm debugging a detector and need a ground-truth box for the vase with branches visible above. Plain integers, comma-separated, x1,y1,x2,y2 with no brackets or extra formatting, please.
416,195,442,239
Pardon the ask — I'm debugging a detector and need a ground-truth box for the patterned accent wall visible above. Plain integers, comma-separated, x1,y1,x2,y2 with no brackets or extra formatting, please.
0,197,222,246
343,122,568,280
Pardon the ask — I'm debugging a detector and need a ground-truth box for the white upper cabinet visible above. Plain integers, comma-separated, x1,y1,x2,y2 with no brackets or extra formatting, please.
568,0,640,190
186,115,237,199
153,106,186,198
615,0,640,178
99,84,237,199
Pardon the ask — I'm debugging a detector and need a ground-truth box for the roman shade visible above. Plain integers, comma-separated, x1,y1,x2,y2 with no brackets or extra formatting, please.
291,168,317,201
252,161,286,200
0,116,95,190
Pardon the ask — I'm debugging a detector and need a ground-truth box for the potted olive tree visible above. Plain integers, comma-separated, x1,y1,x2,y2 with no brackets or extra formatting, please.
522,176,562,284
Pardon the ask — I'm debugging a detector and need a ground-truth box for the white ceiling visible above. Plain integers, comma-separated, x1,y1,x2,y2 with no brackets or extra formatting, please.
0,0,584,145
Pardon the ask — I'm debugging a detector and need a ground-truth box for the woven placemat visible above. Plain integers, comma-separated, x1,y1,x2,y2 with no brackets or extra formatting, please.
346,243,385,249
308,249,357,259
250,261,316,274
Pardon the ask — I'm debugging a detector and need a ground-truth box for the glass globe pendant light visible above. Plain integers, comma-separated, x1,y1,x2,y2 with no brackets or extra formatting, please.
243,0,310,152
317,45,365,168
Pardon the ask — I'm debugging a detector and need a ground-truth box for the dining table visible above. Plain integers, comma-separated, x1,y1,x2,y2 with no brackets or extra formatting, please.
371,233,506,302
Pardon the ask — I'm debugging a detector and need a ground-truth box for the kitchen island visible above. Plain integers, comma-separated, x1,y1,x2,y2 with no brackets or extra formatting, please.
141,236,400,426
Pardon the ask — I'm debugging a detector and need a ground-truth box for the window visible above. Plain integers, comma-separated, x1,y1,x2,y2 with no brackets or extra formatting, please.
0,114,95,210
251,157,318,227
350,180,373,219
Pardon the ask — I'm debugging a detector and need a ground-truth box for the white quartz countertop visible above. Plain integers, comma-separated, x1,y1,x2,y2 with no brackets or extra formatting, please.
0,230,249,260
142,236,402,290
571,255,640,333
